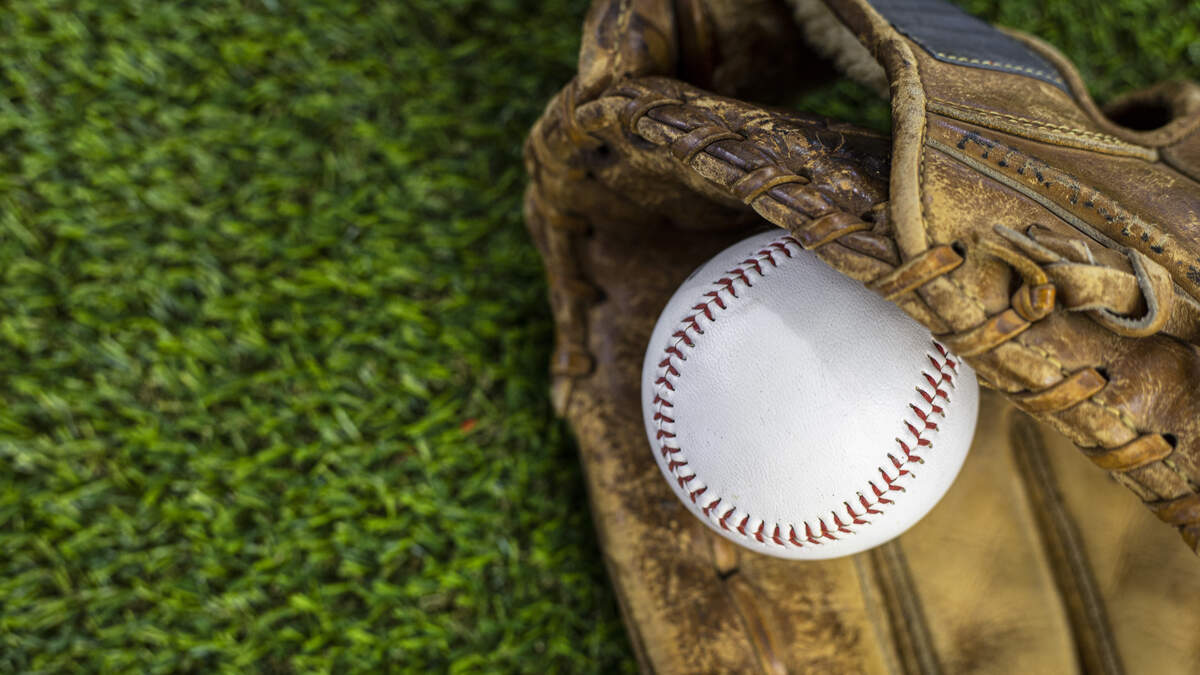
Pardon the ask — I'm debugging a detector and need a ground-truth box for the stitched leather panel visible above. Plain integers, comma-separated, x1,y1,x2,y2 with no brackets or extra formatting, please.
867,0,1068,91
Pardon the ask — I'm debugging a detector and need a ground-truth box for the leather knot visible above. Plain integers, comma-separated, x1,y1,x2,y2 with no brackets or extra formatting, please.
995,225,1176,338
980,233,1059,322
1012,282,1056,321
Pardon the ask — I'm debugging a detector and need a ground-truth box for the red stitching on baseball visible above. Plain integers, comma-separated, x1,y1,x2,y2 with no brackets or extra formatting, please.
819,519,838,540
845,502,868,525
651,235,960,550
897,439,923,463
727,268,752,287
717,506,735,530
872,481,895,505
703,290,726,309
833,514,853,534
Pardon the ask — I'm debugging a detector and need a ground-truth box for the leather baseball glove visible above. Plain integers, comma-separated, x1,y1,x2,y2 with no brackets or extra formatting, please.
525,0,1200,671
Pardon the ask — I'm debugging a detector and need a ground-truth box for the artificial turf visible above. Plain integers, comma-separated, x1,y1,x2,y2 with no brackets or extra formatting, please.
0,0,1197,672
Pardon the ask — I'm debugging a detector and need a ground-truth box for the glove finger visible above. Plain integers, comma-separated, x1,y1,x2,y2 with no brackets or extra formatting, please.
575,75,953,331
575,0,840,103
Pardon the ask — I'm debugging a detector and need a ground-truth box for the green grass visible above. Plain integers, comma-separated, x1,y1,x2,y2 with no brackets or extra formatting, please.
0,0,1197,673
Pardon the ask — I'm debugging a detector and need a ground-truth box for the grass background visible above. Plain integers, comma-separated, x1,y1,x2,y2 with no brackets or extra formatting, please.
1,0,1198,672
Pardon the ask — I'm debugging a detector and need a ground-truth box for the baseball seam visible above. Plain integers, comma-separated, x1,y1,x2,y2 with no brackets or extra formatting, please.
651,234,959,550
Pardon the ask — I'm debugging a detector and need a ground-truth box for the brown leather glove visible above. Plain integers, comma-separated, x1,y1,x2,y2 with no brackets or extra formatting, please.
525,0,1200,671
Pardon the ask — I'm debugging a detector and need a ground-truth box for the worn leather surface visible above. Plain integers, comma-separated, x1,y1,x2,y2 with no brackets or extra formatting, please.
523,0,1200,671
817,0,1200,551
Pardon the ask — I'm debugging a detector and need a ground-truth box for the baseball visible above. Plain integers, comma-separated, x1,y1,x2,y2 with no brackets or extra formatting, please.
641,229,979,560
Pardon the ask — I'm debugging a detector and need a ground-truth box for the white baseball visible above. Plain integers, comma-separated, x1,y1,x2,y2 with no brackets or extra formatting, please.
641,229,979,560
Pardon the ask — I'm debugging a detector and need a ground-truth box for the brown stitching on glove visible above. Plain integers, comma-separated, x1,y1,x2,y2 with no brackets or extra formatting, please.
753,179,857,225
1014,339,1140,435
932,133,1193,305
869,245,963,300
623,94,685,131
1127,461,1199,508
931,52,1064,84
1085,434,1174,472
608,86,895,267
1011,368,1107,414
732,166,810,203
1151,493,1200,526
1162,457,1200,493
929,98,1127,143
831,229,901,266
792,211,870,249
670,124,743,164
937,308,1030,356
604,82,953,339
927,97,1156,160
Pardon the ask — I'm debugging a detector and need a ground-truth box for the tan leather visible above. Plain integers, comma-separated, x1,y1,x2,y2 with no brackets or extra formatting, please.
809,0,1200,552
524,0,1200,671
523,190,1200,671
